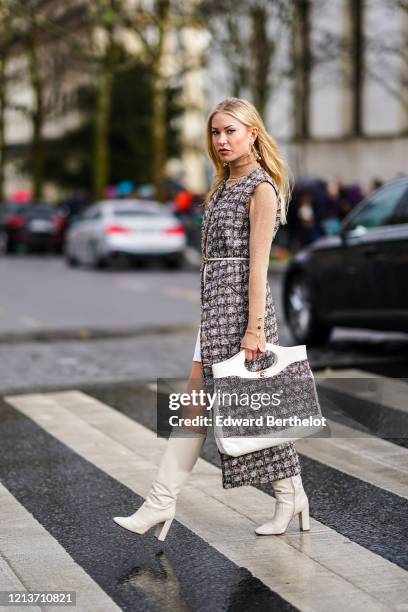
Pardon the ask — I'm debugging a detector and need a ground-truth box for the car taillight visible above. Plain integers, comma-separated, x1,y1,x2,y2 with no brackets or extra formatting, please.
105,225,133,234
7,215,26,228
164,225,186,235
53,217,65,228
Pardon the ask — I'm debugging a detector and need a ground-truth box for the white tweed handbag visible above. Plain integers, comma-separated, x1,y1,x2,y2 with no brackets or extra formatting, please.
211,343,324,457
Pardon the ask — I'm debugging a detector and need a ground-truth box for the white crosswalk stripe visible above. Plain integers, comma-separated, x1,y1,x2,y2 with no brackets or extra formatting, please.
316,368,408,415
3,388,408,612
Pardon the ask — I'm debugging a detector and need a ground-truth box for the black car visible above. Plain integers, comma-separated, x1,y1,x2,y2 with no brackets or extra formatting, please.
0,202,67,254
283,177,408,345
0,202,30,253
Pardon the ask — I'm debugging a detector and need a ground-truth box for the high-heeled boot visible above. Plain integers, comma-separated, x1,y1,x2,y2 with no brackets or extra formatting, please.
255,474,310,535
113,432,206,541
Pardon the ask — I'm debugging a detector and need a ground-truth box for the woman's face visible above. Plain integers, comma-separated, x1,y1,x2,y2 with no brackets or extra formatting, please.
211,112,257,163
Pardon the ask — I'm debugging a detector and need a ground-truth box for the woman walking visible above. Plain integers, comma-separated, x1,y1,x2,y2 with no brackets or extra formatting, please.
113,97,309,541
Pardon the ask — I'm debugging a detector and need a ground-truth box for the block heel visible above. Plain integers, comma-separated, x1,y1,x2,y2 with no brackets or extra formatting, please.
298,505,310,531
155,518,173,541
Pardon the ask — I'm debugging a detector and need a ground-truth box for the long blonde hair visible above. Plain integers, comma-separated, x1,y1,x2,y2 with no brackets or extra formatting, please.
204,97,292,224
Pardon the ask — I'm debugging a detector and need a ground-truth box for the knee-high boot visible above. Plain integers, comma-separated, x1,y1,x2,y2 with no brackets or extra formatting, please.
113,432,206,541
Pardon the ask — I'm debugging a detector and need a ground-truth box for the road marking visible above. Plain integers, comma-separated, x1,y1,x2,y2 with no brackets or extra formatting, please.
5,390,407,612
112,278,149,292
297,419,408,499
317,368,408,415
0,482,120,611
20,316,43,328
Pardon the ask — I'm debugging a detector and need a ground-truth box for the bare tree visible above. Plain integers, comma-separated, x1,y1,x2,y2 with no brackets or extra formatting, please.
2,1,86,199
70,0,202,201
292,0,311,140
363,0,408,124
202,0,293,121
83,0,127,199
308,0,408,133
0,0,13,202
123,0,204,201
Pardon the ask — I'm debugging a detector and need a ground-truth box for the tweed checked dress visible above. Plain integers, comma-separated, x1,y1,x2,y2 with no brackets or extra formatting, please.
199,167,301,489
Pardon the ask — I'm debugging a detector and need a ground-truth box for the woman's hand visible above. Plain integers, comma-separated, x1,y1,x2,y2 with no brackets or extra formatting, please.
241,347,264,361
240,328,267,361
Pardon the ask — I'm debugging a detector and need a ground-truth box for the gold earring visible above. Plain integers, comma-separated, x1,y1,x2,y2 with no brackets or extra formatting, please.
251,143,260,161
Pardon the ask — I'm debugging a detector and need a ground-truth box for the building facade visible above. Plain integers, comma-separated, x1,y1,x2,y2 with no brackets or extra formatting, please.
204,0,407,191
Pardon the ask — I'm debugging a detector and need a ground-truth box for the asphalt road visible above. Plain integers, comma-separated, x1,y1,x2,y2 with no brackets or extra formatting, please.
1,254,408,394
0,254,202,337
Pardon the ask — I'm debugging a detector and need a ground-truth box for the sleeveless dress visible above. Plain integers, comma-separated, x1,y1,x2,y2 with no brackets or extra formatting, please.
199,167,301,489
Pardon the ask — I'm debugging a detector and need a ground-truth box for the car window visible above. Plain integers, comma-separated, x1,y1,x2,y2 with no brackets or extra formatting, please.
82,208,102,220
387,188,408,225
26,207,55,219
113,208,165,217
345,182,408,231
3,203,27,214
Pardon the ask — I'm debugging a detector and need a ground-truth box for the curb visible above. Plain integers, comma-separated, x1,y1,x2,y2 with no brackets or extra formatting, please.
0,323,198,345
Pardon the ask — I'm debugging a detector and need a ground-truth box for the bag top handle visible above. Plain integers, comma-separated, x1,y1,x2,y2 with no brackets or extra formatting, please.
212,343,307,379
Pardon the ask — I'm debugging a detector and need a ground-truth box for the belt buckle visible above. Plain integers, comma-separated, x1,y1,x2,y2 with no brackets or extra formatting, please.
202,255,209,264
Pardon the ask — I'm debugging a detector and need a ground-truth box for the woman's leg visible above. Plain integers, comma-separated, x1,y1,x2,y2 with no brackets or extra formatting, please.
113,359,207,540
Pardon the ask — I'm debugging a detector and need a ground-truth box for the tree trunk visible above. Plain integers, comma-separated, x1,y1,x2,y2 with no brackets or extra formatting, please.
292,0,311,140
249,5,273,120
151,0,170,203
0,55,6,203
349,0,364,136
28,36,44,200
94,63,113,200
151,66,167,202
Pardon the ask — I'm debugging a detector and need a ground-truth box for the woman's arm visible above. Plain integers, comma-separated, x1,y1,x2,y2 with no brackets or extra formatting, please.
240,181,278,358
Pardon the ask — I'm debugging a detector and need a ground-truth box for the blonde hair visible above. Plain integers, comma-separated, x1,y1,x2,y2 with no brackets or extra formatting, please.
204,97,292,224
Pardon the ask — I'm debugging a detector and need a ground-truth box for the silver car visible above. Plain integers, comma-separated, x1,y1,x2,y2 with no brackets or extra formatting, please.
65,199,187,269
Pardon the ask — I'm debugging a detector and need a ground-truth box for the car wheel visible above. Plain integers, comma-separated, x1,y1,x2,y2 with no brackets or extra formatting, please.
89,243,109,269
0,232,9,254
130,257,145,269
285,273,332,345
163,254,184,270
65,249,79,267
0,233,17,254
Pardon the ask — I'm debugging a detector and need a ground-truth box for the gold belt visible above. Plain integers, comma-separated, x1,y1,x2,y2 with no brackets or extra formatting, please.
202,256,249,264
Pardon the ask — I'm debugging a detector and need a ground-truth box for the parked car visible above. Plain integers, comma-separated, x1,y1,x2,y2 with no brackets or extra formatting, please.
0,202,66,253
0,202,28,253
65,199,187,269
283,177,408,345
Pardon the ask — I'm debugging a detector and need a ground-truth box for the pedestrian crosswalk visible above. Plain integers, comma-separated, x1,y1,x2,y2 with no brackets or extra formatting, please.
1,371,408,612
296,419,408,498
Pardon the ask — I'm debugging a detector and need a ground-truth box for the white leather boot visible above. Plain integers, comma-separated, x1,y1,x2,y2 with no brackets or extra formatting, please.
255,474,310,535
113,432,206,541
